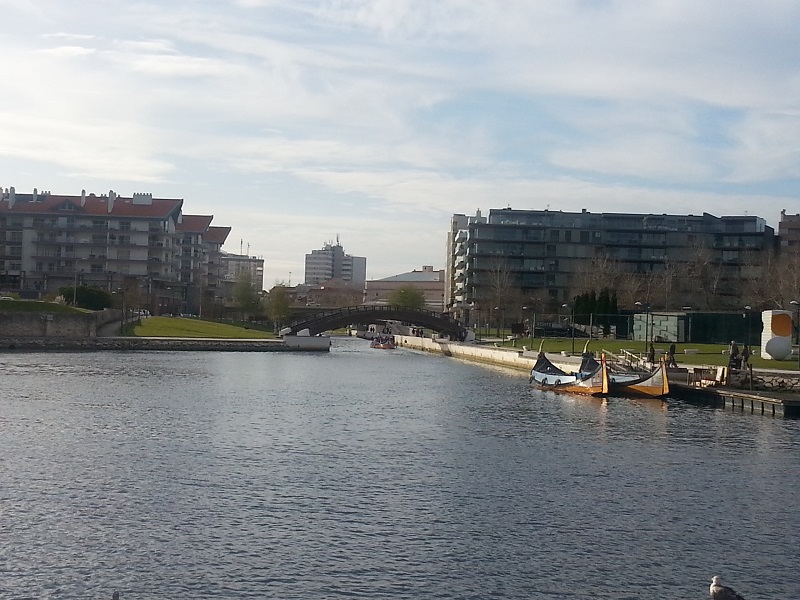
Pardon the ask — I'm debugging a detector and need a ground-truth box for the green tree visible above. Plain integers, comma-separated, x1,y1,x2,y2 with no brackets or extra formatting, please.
264,285,291,328
388,285,426,309
233,273,260,319
58,285,113,310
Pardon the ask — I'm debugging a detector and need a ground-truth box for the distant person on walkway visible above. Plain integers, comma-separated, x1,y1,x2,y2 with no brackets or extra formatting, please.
647,343,655,364
742,344,751,366
729,340,741,368
667,342,678,368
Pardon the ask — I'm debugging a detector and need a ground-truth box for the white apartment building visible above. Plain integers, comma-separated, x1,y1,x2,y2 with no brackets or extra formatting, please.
0,187,238,315
304,240,366,286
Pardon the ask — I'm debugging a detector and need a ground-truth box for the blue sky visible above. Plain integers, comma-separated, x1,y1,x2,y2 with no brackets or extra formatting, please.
2,0,798,287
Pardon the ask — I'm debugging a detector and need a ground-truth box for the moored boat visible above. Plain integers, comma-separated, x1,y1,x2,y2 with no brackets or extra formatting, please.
606,357,670,398
370,335,396,349
529,352,609,396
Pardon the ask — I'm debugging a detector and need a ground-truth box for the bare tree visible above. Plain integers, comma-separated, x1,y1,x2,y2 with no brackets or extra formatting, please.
745,248,800,310
651,260,679,310
570,253,626,298
681,242,725,309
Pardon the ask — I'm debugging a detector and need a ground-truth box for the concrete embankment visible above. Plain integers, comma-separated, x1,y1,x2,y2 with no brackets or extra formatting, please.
396,335,536,372
0,336,291,352
396,335,800,416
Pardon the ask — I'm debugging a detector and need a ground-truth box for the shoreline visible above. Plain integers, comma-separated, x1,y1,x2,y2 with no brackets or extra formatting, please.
0,336,294,352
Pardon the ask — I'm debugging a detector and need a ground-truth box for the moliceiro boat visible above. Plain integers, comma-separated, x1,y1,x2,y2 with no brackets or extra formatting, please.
528,352,609,396
529,352,670,399
606,357,670,398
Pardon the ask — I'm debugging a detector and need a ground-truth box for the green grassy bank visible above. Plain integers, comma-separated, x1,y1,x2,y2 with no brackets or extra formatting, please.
494,336,794,369
129,316,276,339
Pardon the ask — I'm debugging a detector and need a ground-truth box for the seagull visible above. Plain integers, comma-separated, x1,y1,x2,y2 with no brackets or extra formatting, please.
710,575,745,600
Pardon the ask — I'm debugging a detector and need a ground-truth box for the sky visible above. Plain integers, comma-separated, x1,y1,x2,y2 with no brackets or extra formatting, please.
1,0,799,288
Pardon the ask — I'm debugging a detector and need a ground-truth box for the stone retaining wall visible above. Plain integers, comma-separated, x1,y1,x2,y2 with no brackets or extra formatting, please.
0,337,289,352
727,368,800,393
396,335,534,372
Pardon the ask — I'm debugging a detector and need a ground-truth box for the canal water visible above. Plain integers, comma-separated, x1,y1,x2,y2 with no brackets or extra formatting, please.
1,337,798,599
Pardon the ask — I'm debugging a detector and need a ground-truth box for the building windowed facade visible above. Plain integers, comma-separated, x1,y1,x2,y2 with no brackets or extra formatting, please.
447,207,777,324
0,187,244,316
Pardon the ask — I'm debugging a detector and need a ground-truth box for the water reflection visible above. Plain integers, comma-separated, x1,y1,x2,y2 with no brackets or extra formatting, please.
0,340,798,599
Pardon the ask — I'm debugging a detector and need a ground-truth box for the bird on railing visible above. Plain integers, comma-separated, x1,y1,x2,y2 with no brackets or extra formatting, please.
710,576,745,600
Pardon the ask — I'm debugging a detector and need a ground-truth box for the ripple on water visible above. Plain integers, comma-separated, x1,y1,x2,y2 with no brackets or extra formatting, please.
1,340,798,598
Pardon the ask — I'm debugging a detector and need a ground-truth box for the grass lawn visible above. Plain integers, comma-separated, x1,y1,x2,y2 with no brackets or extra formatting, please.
131,316,276,339
0,299,85,314
494,336,798,370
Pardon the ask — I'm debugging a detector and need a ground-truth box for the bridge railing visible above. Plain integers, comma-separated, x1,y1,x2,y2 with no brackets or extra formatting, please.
286,305,450,328
285,305,463,334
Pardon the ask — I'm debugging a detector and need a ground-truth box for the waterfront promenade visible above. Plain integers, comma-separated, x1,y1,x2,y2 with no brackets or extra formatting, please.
395,334,800,417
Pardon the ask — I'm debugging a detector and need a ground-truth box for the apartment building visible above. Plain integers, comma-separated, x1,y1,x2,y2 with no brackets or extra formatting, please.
304,240,366,286
365,265,446,310
219,253,265,292
206,226,231,296
0,187,238,315
778,209,800,250
447,207,776,321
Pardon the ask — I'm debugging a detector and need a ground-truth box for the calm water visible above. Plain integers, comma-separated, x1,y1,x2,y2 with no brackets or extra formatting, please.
1,337,798,599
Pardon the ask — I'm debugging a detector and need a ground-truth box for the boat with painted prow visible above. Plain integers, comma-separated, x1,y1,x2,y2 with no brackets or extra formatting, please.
529,352,609,396
606,357,670,398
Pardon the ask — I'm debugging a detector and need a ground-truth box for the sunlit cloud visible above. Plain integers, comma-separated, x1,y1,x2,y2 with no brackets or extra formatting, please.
0,0,797,283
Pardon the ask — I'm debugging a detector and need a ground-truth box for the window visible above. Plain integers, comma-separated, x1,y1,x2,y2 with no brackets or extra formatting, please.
119,221,131,231
90,263,104,273
580,230,590,243
564,230,572,243
549,229,559,241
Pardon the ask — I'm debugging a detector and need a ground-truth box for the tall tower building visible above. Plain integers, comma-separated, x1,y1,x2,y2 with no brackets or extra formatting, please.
304,239,366,286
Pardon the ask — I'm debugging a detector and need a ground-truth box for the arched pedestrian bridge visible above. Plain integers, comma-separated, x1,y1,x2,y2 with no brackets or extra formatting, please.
284,305,465,338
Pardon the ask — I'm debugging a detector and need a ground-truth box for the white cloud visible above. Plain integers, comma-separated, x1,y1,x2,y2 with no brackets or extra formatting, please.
0,0,798,287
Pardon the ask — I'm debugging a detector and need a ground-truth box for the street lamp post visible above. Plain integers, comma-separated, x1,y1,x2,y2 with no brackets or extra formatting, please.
682,306,692,343
72,262,83,305
791,300,800,371
562,303,575,354
120,287,126,328
743,305,752,347
635,301,650,350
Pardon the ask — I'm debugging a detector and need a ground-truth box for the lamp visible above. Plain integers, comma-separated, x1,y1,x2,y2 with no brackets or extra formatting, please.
791,300,800,371
635,301,650,349
682,306,692,343
562,303,575,354
743,305,752,347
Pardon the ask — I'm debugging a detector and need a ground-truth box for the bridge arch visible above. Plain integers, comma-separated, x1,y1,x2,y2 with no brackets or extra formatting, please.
284,305,465,338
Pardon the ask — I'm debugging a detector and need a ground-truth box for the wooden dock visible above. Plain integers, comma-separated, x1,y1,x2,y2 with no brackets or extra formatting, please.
668,371,800,417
